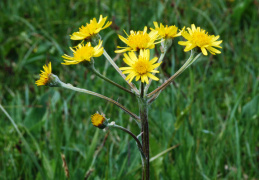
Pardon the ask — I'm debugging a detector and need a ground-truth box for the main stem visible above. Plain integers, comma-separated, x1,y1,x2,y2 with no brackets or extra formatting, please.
140,83,149,180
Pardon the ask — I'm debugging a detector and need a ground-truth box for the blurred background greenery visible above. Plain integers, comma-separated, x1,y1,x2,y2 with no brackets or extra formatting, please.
0,0,258,179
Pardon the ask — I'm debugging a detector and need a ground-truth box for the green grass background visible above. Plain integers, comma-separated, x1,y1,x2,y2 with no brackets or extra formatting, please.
0,0,258,179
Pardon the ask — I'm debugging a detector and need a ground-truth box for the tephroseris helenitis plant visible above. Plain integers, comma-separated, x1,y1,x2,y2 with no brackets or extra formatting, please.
36,15,222,180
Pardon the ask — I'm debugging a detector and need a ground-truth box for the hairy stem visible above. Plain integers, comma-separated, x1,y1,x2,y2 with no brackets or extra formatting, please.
103,49,139,94
148,51,202,97
60,82,140,122
139,83,149,180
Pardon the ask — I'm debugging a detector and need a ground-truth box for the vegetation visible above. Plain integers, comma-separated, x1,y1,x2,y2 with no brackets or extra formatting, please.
1,0,258,179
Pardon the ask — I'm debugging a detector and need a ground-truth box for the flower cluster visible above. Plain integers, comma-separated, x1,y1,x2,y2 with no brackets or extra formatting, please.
114,22,222,84
62,15,111,66
35,16,223,178
36,15,222,86
35,15,223,134
36,15,112,86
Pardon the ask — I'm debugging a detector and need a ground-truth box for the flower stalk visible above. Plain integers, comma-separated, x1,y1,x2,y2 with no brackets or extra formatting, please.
144,49,167,94
103,49,140,94
107,122,145,159
148,51,202,97
88,64,134,95
60,81,140,122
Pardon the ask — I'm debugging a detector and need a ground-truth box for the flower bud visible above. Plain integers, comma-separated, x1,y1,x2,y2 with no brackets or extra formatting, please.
47,74,62,87
91,112,108,129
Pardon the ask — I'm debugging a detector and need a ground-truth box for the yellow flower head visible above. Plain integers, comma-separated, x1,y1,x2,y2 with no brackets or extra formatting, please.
151,22,181,39
178,24,222,56
35,62,52,86
91,113,106,128
70,15,112,41
120,49,161,84
62,41,103,65
115,27,160,53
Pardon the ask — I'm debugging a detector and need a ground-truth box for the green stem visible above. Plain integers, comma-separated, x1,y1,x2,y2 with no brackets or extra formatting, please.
103,49,139,94
148,51,202,97
60,82,141,122
144,50,166,94
90,66,134,95
147,91,161,104
108,123,145,158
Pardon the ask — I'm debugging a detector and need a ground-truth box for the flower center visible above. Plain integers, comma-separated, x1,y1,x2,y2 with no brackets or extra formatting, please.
192,31,210,47
74,46,94,61
128,33,150,49
134,58,150,75
43,74,50,84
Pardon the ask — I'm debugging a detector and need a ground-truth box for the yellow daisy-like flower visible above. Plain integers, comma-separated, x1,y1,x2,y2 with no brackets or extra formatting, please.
115,27,160,53
62,41,103,65
35,62,52,86
91,113,106,128
120,49,161,84
151,22,181,39
70,15,112,41
178,24,222,56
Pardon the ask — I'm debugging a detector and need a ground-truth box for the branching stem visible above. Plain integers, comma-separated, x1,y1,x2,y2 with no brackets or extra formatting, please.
148,51,202,97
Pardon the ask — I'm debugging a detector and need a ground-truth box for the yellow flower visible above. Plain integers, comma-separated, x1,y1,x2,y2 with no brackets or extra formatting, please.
120,49,161,84
91,113,106,129
70,15,112,41
115,27,160,53
62,41,103,65
35,62,52,86
178,24,222,56
151,22,181,39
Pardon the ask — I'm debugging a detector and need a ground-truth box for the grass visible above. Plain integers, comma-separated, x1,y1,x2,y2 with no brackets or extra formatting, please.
1,0,259,179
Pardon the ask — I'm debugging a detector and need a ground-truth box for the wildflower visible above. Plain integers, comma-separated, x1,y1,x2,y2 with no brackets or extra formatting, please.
91,112,107,129
178,24,222,56
62,41,103,65
115,27,160,53
120,49,161,84
70,15,112,41
151,22,181,39
35,62,61,87
35,62,52,86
